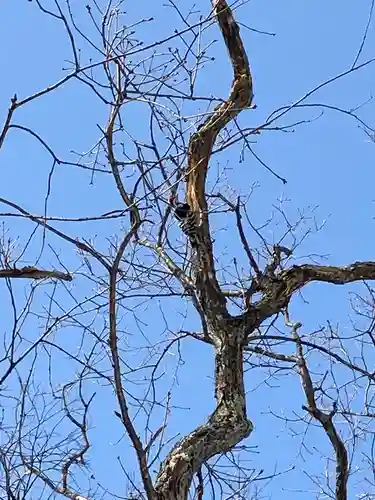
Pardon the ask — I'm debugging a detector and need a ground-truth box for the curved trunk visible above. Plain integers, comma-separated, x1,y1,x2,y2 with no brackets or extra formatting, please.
154,330,252,500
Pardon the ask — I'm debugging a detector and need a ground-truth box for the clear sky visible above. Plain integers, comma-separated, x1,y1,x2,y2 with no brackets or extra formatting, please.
1,1,375,499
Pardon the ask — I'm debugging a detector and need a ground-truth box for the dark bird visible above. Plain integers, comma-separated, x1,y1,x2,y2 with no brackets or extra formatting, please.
169,196,199,248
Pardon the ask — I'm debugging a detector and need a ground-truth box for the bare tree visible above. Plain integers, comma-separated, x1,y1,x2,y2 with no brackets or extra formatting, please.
1,1,375,499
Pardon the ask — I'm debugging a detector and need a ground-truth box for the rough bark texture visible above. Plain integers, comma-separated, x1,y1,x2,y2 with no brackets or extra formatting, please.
3,3,375,500
154,1,254,499
154,327,252,500
153,2,375,499
236,261,375,333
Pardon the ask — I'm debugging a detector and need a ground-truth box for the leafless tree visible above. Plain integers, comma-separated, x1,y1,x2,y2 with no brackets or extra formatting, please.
1,1,375,499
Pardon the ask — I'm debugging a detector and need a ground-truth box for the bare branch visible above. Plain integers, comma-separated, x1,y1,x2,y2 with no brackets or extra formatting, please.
155,2,254,497
108,220,156,499
286,313,349,500
241,261,375,331
0,266,72,281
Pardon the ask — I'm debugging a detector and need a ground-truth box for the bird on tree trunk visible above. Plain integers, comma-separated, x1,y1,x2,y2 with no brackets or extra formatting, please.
169,195,199,248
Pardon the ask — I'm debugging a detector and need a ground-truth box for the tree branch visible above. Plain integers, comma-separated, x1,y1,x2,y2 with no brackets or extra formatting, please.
286,314,348,500
185,0,253,327
240,261,375,331
284,261,375,288
108,221,156,500
0,266,72,281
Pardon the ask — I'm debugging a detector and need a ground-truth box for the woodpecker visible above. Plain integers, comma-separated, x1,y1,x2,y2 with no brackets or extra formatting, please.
169,196,199,248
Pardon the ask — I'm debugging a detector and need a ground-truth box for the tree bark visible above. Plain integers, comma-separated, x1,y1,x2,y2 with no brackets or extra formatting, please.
154,2,254,498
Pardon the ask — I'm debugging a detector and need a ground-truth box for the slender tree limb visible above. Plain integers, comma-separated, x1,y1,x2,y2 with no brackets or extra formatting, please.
105,64,141,240
0,95,17,150
246,333,375,382
108,220,156,500
0,197,111,272
21,463,88,500
245,345,296,363
286,314,348,500
234,197,261,279
61,388,93,492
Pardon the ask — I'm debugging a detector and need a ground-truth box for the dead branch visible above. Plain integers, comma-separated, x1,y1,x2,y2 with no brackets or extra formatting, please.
0,266,72,281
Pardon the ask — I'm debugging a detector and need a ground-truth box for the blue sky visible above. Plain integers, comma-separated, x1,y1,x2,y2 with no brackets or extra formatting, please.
1,0,375,498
